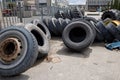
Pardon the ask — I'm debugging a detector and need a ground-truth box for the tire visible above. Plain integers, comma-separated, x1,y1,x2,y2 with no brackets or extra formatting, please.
64,11,72,20
62,21,95,51
47,18,58,36
54,12,63,19
101,9,120,20
65,18,71,24
58,18,68,34
25,23,50,58
106,23,120,40
53,18,62,36
92,23,104,42
71,9,82,18
42,17,54,35
42,17,50,27
96,21,114,42
31,19,51,40
51,18,59,36
84,17,98,24
0,27,38,77
58,18,64,34
117,25,120,31
71,19,96,43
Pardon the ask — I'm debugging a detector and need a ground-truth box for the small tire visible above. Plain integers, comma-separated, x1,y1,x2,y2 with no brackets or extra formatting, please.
62,21,95,51
25,23,50,57
0,27,38,77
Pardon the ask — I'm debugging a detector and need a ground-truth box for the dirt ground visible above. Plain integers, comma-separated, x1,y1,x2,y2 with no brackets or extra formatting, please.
1,37,120,80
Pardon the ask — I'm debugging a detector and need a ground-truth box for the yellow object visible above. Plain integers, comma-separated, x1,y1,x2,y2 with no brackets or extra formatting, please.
112,20,120,26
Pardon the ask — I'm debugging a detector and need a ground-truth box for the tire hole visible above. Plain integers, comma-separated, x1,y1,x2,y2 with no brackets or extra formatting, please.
37,24,46,34
69,27,86,43
3,42,15,55
31,30,44,46
20,46,22,49
18,53,20,56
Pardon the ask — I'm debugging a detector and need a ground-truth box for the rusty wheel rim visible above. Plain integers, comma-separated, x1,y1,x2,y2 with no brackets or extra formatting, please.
0,38,21,62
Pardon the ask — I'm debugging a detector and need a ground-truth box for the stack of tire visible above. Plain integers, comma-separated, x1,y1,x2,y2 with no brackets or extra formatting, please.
40,16,98,52
101,9,120,21
95,18,120,42
54,8,84,20
42,17,71,36
0,21,51,76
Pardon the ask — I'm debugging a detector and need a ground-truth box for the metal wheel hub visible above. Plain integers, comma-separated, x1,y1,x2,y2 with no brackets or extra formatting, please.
0,38,21,62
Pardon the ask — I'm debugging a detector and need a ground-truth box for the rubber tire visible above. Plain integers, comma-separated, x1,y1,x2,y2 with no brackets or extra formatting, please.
54,12,63,19
92,22,104,42
53,18,62,36
42,17,50,27
62,21,95,51
42,17,54,35
65,18,71,24
64,11,72,20
25,23,49,58
84,17,98,24
0,27,38,77
51,18,59,36
58,18,64,34
117,25,120,31
71,9,81,18
47,18,58,36
106,23,120,40
31,19,51,40
96,21,114,42
71,19,96,44
58,18,68,34
101,10,116,20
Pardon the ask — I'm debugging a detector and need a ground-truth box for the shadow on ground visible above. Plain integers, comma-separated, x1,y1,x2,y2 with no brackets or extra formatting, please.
57,46,92,58
0,74,29,80
92,42,105,47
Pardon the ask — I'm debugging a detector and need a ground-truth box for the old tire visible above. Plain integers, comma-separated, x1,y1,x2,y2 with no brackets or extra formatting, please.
0,27,38,77
96,21,114,42
71,19,96,43
25,23,50,58
101,9,120,20
62,21,95,51
84,17,98,24
31,19,51,40
49,18,58,36
65,18,71,24
106,23,120,40
58,18,68,34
